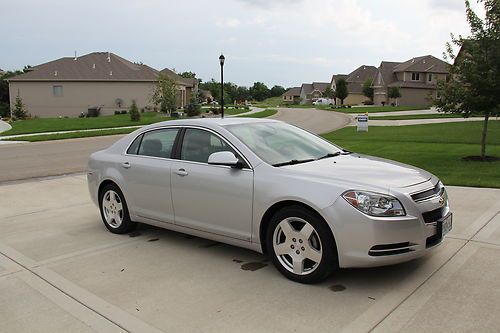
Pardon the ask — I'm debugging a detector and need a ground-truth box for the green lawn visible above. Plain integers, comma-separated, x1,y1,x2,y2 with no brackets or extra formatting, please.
224,107,250,116
252,97,282,108
370,113,484,120
4,127,137,142
327,105,430,113
237,109,277,118
321,121,500,188
1,112,169,136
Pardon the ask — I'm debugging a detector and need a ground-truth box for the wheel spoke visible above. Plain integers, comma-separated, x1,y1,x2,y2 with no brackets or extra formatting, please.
274,242,290,256
292,258,304,274
110,192,117,205
103,200,111,211
280,219,295,238
115,200,123,211
305,248,322,264
299,223,315,240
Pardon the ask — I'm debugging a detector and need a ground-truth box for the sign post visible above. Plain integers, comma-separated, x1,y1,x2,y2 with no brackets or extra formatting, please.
357,113,369,132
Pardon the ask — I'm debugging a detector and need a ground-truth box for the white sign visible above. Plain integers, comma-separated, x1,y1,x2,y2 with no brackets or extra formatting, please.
357,114,369,132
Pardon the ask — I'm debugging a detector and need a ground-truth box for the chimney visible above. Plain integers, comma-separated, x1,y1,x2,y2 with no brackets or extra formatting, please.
107,52,111,62
411,58,415,63
74,50,77,61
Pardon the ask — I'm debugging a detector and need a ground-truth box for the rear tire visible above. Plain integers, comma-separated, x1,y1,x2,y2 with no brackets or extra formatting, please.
98,183,137,234
266,206,338,284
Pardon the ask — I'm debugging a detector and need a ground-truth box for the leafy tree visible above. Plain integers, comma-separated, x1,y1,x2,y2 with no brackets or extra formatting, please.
223,82,238,104
388,87,402,105
249,82,270,101
270,85,286,97
13,94,28,119
1,70,23,118
179,71,196,79
235,86,251,102
435,0,500,159
362,78,374,101
199,79,221,103
323,86,335,98
151,74,178,115
129,99,140,121
335,78,348,104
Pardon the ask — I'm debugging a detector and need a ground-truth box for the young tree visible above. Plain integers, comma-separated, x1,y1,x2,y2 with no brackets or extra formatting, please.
186,91,201,117
323,86,335,99
235,86,250,103
12,94,28,119
362,78,374,101
151,74,178,115
388,87,402,106
129,99,140,121
335,78,348,105
435,0,500,159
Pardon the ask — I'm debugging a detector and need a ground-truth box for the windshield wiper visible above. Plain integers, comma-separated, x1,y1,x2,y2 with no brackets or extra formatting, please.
317,152,341,160
273,159,315,167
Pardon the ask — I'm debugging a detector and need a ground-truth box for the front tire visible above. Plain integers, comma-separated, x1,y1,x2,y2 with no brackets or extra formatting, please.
99,184,136,234
266,206,338,283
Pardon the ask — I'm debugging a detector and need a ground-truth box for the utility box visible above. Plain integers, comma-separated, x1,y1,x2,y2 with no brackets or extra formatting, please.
357,114,368,132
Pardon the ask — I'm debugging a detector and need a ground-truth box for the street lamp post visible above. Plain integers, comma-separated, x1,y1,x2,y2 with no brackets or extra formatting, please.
219,54,225,118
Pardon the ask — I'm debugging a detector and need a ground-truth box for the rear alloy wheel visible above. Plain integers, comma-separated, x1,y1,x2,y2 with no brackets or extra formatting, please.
99,184,136,234
266,206,337,283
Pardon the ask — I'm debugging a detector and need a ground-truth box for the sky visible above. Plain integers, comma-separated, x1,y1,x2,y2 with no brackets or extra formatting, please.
0,0,484,88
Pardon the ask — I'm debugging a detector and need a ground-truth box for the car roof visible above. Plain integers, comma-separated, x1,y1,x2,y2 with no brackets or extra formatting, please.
144,117,282,131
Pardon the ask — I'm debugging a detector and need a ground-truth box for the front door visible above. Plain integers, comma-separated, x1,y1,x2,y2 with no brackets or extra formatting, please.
170,128,253,241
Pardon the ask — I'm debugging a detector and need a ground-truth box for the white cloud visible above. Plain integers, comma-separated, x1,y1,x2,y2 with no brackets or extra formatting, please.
216,18,241,28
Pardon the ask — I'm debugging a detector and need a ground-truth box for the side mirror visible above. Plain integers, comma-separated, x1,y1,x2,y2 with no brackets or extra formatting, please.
208,151,241,168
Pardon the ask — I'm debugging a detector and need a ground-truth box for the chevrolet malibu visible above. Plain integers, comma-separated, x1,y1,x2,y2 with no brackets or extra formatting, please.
87,118,452,283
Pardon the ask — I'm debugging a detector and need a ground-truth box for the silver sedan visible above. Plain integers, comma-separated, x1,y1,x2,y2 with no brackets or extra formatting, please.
87,118,452,283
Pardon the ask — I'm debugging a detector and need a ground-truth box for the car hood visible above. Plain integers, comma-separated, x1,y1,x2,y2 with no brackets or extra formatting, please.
282,154,432,189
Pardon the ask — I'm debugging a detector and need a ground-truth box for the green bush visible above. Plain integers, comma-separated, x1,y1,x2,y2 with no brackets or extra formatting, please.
13,95,28,120
129,100,141,121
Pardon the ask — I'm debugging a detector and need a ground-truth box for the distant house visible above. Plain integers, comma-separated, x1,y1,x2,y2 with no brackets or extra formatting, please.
159,68,198,107
0,68,5,76
8,52,192,118
299,82,331,104
372,55,449,106
282,87,301,104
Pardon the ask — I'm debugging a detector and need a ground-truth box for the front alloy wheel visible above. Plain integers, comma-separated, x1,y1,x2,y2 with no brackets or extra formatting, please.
266,206,338,283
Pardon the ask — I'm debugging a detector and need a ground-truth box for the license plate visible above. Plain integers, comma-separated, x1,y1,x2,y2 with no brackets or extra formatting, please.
440,213,453,238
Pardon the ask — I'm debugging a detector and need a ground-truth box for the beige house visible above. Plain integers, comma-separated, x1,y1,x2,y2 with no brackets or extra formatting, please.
281,87,301,104
8,52,195,117
299,82,331,104
372,55,449,106
331,66,377,105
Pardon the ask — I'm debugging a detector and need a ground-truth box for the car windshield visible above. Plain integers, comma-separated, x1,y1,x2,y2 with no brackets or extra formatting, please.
225,122,343,166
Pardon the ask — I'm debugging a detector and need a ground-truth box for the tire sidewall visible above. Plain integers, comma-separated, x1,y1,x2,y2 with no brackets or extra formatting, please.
266,206,338,284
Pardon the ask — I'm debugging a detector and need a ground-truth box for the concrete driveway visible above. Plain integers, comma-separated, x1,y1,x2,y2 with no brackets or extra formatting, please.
1,175,500,332
271,107,351,134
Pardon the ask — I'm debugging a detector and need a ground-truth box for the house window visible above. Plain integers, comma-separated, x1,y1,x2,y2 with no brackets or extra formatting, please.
53,85,63,97
428,74,433,82
411,73,420,81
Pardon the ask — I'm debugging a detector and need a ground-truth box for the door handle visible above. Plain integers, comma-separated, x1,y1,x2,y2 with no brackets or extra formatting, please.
175,168,188,176
122,162,131,169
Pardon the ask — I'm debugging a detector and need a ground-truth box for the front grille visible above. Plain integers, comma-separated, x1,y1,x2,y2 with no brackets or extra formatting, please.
368,242,415,256
422,207,445,224
411,182,442,202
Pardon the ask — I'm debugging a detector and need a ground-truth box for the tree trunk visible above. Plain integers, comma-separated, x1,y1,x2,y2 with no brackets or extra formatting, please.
480,113,490,159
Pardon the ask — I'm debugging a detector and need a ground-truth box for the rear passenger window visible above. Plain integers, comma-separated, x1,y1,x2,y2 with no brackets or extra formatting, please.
127,134,143,155
137,129,179,158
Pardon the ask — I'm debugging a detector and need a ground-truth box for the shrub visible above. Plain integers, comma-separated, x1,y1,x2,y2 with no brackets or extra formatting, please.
121,110,127,115
363,100,374,105
186,94,201,117
129,100,141,121
114,110,121,115
13,95,28,120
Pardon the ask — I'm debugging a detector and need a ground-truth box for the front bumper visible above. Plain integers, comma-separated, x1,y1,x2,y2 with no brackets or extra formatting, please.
322,182,451,268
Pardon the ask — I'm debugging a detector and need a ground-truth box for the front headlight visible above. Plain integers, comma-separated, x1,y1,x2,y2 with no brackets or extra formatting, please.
342,190,406,217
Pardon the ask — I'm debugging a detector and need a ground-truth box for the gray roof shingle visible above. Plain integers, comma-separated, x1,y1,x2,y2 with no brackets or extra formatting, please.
282,87,301,96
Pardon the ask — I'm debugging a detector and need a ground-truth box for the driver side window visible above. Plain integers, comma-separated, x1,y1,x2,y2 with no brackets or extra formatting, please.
181,128,239,164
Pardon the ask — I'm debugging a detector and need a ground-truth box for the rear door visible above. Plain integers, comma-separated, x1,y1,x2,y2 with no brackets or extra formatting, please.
121,127,180,223
170,127,254,241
